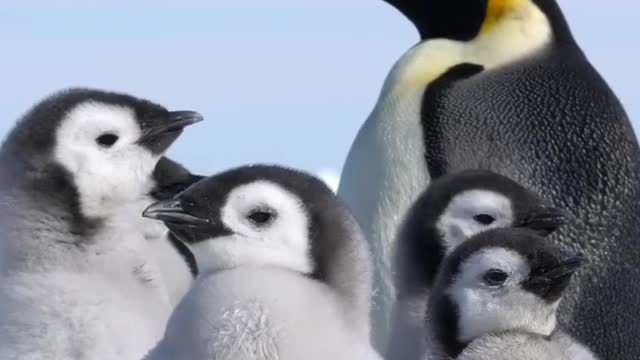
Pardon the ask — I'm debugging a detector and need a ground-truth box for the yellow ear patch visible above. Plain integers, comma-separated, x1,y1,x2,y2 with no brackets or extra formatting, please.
481,0,524,34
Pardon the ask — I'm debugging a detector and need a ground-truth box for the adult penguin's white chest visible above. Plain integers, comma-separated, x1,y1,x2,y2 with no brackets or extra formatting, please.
340,69,430,266
338,40,470,347
338,42,460,269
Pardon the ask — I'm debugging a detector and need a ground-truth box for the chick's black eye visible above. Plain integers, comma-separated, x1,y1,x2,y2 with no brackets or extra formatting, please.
96,133,119,147
483,269,509,286
473,214,495,225
247,209,275,226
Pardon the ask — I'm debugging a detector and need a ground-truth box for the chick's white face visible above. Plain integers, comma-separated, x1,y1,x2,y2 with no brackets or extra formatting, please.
191,180,313,275
437,190,514,253
448,248,558,343
53,101,160,218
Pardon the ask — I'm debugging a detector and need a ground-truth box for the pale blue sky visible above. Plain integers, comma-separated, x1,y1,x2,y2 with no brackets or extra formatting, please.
1,1,638,188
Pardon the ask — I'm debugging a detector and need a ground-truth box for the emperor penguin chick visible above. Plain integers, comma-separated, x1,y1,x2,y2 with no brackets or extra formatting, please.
142,165,381,360
425,227,594,360
0,88,202,360
388,169,565,360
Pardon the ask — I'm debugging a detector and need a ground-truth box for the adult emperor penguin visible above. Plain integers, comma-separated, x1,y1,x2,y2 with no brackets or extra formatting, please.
142,165,381,360
387,169,565,360
0,88,202,359
338,0,640,356
424,227,595,360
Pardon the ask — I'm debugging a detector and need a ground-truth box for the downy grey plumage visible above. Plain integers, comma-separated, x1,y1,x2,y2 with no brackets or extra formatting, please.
0,88,202,359
423,227,594,360
143,165,381,360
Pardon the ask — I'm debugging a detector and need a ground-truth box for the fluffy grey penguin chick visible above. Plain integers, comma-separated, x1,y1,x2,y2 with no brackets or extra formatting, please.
388,169,565,360
0,88,202,360
423,227,595,360
142,165,382,360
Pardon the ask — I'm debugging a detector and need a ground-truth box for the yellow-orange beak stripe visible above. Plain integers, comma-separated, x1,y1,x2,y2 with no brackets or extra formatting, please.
481,0,523,33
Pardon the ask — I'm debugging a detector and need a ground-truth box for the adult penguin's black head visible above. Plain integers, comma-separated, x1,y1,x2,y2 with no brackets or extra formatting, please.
383,0,575,44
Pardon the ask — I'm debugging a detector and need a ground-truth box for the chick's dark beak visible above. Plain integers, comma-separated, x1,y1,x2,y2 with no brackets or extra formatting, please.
142,199,210,227
165,111,204,129
515,206,567,236
522,253,588,302
139,111,203,154
143,198,233,243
